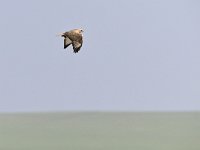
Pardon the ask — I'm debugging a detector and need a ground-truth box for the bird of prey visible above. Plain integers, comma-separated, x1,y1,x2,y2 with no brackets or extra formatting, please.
59,29,83,53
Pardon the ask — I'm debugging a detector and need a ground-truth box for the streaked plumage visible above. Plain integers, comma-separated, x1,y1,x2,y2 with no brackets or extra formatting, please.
59,29,83,53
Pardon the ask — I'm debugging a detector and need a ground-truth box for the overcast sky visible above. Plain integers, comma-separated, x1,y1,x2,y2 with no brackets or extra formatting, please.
0,0,200,112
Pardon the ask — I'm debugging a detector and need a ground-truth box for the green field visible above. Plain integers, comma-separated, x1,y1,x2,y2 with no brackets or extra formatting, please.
0,112,199,150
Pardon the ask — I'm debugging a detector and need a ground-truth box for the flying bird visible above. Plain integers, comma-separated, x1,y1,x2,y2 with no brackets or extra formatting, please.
59,29,83,53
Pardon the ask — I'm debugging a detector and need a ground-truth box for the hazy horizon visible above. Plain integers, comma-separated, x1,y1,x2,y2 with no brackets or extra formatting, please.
0,112,199,150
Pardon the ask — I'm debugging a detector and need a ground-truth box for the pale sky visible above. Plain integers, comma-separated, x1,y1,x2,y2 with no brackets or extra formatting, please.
0,0,200,112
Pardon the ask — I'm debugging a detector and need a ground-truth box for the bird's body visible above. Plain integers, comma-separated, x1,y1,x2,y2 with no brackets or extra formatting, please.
59,29,83,53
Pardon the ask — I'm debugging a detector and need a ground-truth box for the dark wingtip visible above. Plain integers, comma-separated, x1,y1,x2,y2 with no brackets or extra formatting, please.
73,49,80,53
64,43,71,49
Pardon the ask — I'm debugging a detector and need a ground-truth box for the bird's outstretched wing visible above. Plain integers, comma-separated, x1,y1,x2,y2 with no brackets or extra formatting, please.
64,37,72,49
72,41,82,53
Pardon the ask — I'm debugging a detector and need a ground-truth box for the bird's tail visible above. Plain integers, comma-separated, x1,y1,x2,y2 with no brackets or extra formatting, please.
56,32,64,37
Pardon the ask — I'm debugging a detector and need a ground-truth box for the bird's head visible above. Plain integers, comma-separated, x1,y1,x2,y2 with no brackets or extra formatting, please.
80,29,84,33
74,29,84,34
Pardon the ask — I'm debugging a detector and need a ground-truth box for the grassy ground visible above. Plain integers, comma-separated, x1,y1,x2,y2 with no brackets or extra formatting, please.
0,112,199,150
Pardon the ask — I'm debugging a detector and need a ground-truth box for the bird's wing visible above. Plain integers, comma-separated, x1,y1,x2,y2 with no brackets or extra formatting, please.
72,41,82,53
64,37,72,49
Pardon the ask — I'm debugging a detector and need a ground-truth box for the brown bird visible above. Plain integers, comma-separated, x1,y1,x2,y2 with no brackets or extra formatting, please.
59,29,83,53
